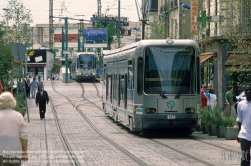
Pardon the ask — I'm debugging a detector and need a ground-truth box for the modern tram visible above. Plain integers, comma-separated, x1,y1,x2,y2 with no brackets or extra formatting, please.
71,52,98,82
101,39,201,134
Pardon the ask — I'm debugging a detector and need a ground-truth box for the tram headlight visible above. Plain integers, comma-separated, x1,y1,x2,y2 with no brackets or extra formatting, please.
77,72,82,75
185,108,195,114
91,72,96,75
133,106,136,114
145,108,156,114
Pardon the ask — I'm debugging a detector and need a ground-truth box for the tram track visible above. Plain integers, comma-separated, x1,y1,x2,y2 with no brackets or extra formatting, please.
150,139,215,166
50,81,238,165
50,81,147,166
82,82,240,165
80,82,218,166
49,89,82,166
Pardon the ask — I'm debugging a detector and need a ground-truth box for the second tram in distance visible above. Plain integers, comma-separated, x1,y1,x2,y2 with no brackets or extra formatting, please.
71,52,98,82
101,39,201,135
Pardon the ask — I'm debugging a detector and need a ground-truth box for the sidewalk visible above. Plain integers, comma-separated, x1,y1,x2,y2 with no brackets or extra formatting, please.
24,81,68,166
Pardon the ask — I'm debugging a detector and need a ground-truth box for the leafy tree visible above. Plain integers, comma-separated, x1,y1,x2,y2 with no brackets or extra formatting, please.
0,0,33,91
94,21,117,49
51,58,62,74
1,0,33,44
0,24,14,91
145,15,168,39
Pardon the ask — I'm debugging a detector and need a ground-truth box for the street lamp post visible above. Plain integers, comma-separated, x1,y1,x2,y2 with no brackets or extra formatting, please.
118,0,121,48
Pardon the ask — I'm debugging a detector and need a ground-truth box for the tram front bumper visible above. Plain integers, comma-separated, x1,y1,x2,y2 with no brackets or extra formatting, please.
135,114,198,130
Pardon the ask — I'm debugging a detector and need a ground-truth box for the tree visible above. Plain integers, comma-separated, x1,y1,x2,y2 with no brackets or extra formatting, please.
94,21,117,49
0,0,33,91
0,24,14,91
145,15,168,39
220,0,251,88
51,58,62,74
1,0,33,44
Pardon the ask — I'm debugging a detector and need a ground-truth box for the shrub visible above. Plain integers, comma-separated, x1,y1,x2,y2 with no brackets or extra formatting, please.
13,92,26,116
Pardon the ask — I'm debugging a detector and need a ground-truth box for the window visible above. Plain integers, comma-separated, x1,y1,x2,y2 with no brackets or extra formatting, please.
137,57,144,95
119,75,125,106
128,67,133,90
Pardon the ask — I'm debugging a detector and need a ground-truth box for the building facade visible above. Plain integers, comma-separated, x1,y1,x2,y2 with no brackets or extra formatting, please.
157,0,251,108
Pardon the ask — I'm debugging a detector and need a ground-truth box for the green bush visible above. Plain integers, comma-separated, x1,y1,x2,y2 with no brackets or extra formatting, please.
201,107,214,132
212,107,224,127
13,93,26,116
222,117,237,127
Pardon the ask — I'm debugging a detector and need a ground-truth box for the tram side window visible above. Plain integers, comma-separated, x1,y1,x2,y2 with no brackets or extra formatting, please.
120,75,125,106
128,67,133,90
103,68,106,84
106,74,110,101
110,75,113,102
137,57,143,95
113,74,117,100
124,74,127,109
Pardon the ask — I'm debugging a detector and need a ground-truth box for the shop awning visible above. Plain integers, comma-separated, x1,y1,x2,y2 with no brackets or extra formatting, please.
200,54,213,63
225,54,251,72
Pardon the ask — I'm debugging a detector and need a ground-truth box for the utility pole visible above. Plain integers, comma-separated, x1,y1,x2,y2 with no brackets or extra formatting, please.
118,0,121,48
65,17,69,84
78,20,84,52
141,14,146,40
61,26,64,57
97,0,101,17
49,0,54,51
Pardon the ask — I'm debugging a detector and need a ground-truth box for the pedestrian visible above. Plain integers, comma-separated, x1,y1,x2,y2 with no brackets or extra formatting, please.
35,85,49,120
30,78,37,98
26,79,31,98
200,85,208,112
0,92,28,165
24,80,29,98
237,83,251,166
17,79,24,94
223,86,236,118
0,79,2,95
205,89,217,111
36,77,43,90
96,66,100,78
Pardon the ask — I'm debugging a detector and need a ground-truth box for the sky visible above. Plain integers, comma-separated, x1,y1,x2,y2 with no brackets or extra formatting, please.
0,0,142,26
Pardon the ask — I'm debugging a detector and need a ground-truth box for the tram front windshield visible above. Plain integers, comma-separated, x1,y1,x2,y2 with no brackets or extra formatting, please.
144,46,196,94
79,54,94,69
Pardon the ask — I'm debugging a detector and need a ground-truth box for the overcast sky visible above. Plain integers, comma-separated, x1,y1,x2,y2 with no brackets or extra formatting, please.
0,0,142,26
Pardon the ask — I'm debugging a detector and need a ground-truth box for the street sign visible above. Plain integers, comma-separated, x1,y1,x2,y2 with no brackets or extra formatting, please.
11,43,26,62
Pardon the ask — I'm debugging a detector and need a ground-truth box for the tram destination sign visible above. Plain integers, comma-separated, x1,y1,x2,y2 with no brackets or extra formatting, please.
148,47,194,55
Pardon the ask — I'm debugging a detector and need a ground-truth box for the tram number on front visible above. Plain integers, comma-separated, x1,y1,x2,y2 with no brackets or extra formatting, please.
167,115,175,119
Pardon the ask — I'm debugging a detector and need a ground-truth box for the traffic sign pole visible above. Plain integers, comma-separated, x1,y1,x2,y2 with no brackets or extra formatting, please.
12,43,30,123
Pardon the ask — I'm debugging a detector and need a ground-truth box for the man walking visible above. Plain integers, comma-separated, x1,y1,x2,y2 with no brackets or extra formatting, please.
36,77,43,90
30,78,37,98
35,85,49,120
237,83,251,166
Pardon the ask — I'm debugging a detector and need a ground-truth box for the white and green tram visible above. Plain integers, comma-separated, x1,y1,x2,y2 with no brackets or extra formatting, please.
102,39,201,134
71,52,98,82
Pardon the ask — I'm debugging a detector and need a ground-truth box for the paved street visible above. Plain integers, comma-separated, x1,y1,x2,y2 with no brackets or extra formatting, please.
23,80,241,166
